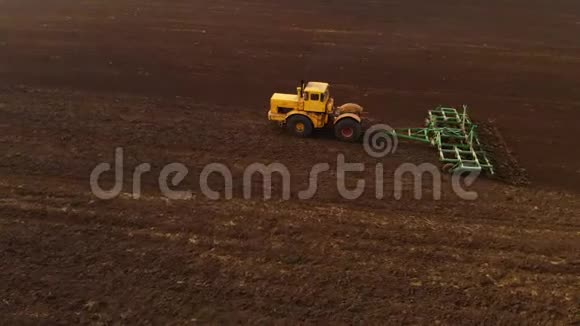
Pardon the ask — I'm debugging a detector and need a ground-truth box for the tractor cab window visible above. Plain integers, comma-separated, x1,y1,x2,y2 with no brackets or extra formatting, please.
320,93,325,102
310,93,320,101
303,92,309,100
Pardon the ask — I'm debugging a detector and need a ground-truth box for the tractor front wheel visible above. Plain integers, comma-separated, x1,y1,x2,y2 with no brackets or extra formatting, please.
334,118,362,142
287,115,313,138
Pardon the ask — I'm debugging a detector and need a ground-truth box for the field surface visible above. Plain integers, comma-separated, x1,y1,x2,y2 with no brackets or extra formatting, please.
1,0,579,324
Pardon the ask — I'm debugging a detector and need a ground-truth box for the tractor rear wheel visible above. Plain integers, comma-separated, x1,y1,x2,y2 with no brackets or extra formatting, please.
334,118,362,142
287,115,313,138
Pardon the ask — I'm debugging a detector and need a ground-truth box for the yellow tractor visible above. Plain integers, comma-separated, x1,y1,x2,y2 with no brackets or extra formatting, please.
267,81,364,142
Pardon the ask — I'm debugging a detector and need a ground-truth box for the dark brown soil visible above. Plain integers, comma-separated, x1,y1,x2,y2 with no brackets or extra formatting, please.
478,120,530,186
1,0,579,324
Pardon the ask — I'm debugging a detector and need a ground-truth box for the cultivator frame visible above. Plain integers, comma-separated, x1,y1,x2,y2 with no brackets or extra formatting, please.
391,106,494,174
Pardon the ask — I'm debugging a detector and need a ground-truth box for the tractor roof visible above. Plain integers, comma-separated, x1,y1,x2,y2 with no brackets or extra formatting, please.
305,81,329,93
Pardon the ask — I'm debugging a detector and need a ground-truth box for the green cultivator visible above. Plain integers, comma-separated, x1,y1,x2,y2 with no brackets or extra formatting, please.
390,106,495,174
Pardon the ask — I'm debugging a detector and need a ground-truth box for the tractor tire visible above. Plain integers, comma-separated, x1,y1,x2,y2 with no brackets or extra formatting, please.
287,115,313,138
334,118,362,142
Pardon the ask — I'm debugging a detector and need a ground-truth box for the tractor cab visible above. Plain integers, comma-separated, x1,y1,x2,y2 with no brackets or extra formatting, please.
299,81,330,113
